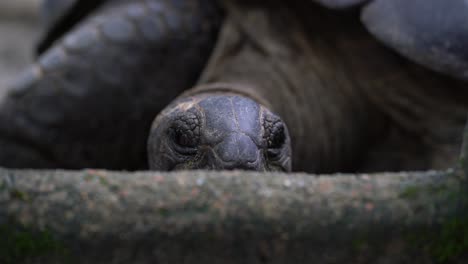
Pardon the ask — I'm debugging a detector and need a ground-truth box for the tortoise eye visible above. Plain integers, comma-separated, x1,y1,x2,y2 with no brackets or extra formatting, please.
170,112,200,150
264,115,286,149
269,123,285,149
173,128,198,148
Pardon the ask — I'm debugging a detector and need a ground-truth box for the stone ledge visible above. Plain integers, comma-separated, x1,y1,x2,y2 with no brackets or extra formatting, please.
1,167,467,263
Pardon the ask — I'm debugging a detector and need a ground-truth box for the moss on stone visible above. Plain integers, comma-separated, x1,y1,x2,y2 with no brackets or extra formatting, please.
98,176,109,186
406,216,468,263
351,236,370,252
84,173,95,182
405,183,468,263
399,186,421,199
0,180,6,191
0,225,71,264
10,189,30,202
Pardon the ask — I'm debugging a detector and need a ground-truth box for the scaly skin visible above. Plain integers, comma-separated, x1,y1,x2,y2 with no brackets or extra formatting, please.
37,0,107,54
39,0,80,34
0,0,222,169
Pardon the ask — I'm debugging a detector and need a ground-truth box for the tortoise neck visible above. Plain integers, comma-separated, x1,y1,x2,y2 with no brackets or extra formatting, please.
190,3,385,173
187,1,468,173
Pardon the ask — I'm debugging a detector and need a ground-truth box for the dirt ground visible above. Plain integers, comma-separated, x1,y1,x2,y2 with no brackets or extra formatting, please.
0,0,40,97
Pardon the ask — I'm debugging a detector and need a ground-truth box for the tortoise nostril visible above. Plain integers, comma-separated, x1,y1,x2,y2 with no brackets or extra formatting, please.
215,133,259,167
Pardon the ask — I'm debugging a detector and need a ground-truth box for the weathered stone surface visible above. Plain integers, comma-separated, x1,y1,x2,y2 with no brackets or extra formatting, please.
1,165,467,263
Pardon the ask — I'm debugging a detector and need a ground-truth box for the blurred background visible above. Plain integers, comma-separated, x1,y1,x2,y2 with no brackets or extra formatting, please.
0,0,40,97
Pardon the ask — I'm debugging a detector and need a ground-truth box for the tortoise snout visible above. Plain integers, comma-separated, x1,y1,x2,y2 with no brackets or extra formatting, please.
214,133,262,170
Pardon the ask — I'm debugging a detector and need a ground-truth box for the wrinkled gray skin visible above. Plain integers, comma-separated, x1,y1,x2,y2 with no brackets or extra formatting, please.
0,0,467,173
148,94,291,171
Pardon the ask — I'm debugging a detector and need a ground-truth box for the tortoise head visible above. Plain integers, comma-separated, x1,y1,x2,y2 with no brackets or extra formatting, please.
148,94,291,172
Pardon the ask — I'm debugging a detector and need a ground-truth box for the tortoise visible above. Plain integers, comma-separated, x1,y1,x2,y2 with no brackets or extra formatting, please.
0,0,467,173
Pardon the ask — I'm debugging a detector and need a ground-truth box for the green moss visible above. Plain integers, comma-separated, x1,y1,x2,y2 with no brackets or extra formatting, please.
399,175,456,202
429,186,468,263
159,208,170,216
399,186,421,199
430,186,468,263
434,217,468,262
351,236,369,252
83,172,109,187
10,189,30,202
405,182,468,263
84,173,95,182
98,176,109,186
0,180,6,191
407,216,468,263
397,170,468,263
0,225,71,264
